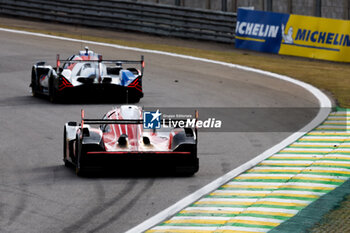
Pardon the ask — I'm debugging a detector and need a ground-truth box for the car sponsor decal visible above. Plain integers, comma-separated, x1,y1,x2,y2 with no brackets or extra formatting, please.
236,8,350,62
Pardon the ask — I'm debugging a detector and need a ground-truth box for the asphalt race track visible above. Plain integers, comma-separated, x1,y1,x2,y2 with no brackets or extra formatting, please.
0,30,319,233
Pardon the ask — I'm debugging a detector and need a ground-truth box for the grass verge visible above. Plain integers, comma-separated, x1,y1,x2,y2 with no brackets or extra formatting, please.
311,194,350,232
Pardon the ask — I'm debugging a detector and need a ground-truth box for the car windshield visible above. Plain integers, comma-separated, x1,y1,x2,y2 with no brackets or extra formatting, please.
74,62,97,78
68,62,108,78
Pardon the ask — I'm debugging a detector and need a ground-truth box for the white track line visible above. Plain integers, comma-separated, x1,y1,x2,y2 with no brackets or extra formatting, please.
0,27,332,233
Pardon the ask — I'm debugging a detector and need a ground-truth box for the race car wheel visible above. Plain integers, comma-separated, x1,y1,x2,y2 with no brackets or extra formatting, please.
175,166,197,177
75,166,83,176
75,135,84,176
75,162,85,177
49,76,59,103
31,85,37,97
64,159,70,168
63,126,69,167
31,68,38,97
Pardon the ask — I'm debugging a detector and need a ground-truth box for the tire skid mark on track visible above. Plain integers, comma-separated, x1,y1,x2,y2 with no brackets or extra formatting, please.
0,185,63,208
95,180,106,209
51,164,60,186
0,185,68,225
0,166,80,217
61,179,137,233
87,179,155,233
0,201,4,222
7,181,27,227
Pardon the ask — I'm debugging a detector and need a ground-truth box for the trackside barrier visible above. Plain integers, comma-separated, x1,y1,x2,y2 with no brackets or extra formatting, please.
0,0,236,43
236,8,350,62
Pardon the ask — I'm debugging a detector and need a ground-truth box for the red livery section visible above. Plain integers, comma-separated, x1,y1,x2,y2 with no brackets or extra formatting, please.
58,76,73,91
127,77,142,93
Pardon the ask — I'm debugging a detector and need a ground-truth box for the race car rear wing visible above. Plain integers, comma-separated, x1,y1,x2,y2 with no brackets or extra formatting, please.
80,109,199,144
81,110,198,125
80,109,198,143
56,54,145,76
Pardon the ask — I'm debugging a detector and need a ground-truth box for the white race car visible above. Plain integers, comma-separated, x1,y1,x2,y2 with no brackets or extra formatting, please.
31,47,144,103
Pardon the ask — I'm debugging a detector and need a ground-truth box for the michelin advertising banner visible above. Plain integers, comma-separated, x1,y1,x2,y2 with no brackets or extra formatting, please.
235,8,350,62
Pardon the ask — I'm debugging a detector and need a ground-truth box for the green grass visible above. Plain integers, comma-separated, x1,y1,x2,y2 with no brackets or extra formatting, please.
2,23,350,107
311,194,350,233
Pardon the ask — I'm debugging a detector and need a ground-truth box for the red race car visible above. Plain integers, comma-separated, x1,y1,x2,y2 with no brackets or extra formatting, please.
63,105,199,176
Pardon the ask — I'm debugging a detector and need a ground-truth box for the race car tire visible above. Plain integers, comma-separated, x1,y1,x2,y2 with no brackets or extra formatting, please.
31,85,38,97
31,68,38,97
175,166,197,177
49,76,59,103
75,135,85,176
75,166,84,177
64,159,70,168
63,125,69,167
75,162,86,177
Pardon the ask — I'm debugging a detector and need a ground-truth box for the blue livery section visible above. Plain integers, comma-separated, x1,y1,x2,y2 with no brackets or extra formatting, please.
120,70,136,86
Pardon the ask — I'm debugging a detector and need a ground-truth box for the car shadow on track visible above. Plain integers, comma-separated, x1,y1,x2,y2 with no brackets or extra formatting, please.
0,95,49,106
35,94,140,105
63,162,195,179
0,95,140,106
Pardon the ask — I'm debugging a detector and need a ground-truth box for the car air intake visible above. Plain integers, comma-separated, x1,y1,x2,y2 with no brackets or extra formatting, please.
118,134,128,146
102,77,112,83
77,77,94,84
